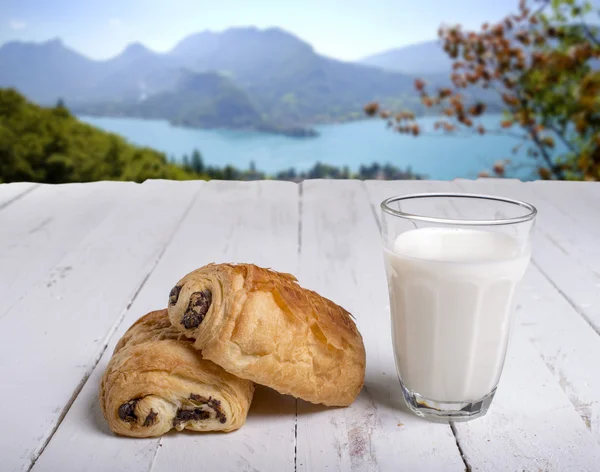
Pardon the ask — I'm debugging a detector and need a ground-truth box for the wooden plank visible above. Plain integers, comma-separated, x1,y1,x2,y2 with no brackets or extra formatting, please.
0,182,136,323
367,180,600,470
517,268,600,442
456,179,600,444
0,180,201,472
0,182,38,210
296,180,465,472
0,182,121,249
528,181,600,270
453,329,600,471
531,181,600,239
33,181,299,472
581,181,600,199
458,179,600,333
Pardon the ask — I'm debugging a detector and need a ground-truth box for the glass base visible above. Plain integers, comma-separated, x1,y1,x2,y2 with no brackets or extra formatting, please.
401,382,496,422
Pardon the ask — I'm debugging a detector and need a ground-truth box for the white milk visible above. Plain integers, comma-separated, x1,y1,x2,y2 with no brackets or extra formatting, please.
384,227,530,402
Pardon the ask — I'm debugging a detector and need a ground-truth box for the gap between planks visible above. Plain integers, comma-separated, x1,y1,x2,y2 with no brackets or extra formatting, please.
25,185,201,472
145,439,164,472
297,181,465,471
364,182,382,234
531,258,600,338
450,423,472,472
461,179,600,339
453,179,600,450
526,183,600,338
361,180,473,472
30,181,298,472
294,182,303,472
466,179,600,335
0,183,39,211
297,182,303,256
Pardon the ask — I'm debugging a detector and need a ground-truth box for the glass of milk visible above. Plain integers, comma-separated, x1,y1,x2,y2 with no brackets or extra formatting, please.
381,193,536,421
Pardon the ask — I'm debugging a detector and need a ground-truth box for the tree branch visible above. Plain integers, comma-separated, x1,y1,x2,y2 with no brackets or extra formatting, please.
484,129,529,139
581,21,600,47
531,0,552,18
528,125,565,179
545,123,579,154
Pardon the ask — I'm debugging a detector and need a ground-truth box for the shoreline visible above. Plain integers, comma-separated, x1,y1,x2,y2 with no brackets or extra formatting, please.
78,112,508,135
75,111,320,138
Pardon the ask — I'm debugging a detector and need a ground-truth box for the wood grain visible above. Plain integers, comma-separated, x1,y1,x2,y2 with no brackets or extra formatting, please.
531,181,600,239
480,180,600,334
0,182,38,210
296,180,465,471
0,182,136,323
367,179,600,470
0,180,200,472
0,178,597,471
456,179,600,444
33,181,299,472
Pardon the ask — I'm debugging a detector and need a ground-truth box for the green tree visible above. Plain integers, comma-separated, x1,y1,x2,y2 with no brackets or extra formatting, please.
182,155,191,171
190,149,204,174
0,88,199,183
223,165,236,180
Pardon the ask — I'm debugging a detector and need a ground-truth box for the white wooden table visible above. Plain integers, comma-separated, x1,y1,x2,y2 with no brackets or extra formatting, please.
1,179,600,472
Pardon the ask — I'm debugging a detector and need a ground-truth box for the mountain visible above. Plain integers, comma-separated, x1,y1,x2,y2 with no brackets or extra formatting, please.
360,40,452,75
170,27,415,125
90,44,185,101
170,31,222,59
0,27,417,132
0,39,103,104
0,38,185,104
74,71,316,136
104,42,155,69
171,27,316,82
363,26,600,76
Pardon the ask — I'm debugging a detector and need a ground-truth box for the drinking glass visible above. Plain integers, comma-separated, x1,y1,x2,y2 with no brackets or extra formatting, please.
380,193,536,421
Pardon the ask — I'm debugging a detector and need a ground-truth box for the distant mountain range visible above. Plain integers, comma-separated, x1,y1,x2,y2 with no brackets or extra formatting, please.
0,28,468,135
76,70,317,137
360,27,600,78
360,40,452,75
3,25,597,135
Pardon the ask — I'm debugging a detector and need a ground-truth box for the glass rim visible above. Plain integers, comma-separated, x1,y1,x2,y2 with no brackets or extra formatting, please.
380,192,537,226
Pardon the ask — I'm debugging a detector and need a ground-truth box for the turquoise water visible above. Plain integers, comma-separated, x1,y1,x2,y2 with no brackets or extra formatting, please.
79,115,544,180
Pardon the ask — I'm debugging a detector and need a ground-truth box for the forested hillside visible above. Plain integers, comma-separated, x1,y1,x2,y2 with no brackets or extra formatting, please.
0,88,195,183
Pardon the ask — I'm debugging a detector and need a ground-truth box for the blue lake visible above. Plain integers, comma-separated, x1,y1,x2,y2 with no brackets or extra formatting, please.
79,115,545,180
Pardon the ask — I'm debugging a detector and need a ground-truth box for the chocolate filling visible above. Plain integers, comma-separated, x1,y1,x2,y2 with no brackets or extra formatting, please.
169,284,182,306
190,394,227,424
181,290,212,329
173,408,210,427
118,399,140,423
143,409,158,427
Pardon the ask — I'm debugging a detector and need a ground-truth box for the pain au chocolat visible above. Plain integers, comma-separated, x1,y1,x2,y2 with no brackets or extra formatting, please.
167,263,366,407
100,309,254,438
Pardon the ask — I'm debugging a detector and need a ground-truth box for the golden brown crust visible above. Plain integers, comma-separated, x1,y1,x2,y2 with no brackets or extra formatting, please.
99,309,254,438
167,264,366,406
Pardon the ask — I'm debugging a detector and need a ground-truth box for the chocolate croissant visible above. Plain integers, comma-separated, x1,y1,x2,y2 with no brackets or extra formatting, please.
167,263,366,407
100,309,254,437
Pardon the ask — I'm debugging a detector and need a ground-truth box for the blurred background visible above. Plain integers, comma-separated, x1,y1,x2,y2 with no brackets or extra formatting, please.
0,0,598,183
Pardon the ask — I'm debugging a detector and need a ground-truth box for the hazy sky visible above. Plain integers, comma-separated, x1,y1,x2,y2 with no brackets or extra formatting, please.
1,0,599,60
